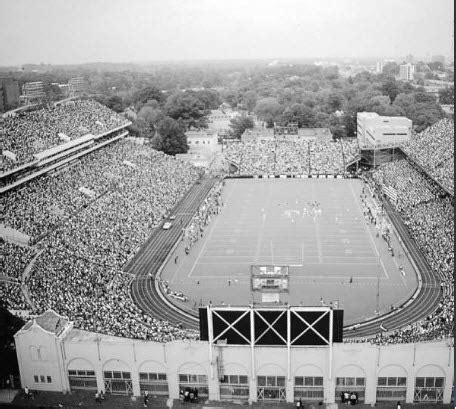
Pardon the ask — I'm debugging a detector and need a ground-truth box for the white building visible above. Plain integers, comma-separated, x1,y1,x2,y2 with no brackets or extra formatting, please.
357,112,412,149
376,61,384,73
176,130,218,167
14,310,454,404
399,64,415,81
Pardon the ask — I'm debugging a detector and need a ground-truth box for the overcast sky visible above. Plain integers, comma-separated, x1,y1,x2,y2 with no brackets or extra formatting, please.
0,0,453,65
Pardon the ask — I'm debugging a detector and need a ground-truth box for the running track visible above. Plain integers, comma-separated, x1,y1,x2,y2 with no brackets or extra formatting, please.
127,178,442,338
127,176,216,329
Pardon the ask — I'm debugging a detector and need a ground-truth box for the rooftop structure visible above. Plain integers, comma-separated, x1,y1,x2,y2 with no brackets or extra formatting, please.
357,112,412,150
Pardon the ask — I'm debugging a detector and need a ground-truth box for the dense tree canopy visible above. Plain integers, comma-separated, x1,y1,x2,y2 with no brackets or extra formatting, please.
4,60,451,140
229,115,255,139
154,117,189,155
164,91,209,130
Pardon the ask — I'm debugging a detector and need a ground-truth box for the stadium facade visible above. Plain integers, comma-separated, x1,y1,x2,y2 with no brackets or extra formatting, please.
14,310,453,404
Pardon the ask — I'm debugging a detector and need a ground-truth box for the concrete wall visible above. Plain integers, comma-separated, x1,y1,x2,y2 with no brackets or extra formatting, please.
15,325,453,403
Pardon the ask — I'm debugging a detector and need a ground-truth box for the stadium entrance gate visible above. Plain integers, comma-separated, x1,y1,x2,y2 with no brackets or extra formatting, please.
257,375,287,401
103,371,133,395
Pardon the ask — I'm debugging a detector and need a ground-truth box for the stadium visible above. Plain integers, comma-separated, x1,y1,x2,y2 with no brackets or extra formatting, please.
1,98,454,407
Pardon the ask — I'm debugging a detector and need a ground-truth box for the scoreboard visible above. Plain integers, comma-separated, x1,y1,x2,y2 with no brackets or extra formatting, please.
199,305,344,346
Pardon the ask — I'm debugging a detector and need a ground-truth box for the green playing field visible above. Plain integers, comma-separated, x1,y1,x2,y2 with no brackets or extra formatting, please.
161,178,418,325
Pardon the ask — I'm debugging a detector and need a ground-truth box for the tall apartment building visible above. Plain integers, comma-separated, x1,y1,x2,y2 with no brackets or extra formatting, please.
375,61,384,73
0,78,20,111
357,112,412,149
21,81,46,104
399,63,415,81
0,88,4,112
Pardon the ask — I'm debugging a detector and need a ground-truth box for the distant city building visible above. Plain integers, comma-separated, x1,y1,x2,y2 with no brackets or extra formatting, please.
0,88,4,112
375,61,384,73
21,81,46,104
0,78,20,110
399,63,415,81
68,77,88,97
357,112,412,149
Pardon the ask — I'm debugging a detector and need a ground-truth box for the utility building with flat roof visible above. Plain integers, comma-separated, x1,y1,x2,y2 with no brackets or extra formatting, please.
357,112,412,150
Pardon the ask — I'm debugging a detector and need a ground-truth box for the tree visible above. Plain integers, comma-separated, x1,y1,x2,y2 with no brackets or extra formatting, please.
195,89,221,110
135,106,165,140
154,117,189,155
105,95,124,112
241,91,257,113
164,91,209,130
428,61,444,71
254,97,284,126
324,92,347,113
281,103,315,127
439,86,454,105
381,80,400,103
133,86,164,110
229,115,255,139
393,93,445,131
382,62,400,76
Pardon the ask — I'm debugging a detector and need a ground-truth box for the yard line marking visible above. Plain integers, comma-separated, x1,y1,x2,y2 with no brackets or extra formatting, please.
254,183,273,263
311,183,323,264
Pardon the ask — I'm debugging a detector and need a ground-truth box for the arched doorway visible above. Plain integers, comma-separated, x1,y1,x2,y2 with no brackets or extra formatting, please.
257,364,287,402
335,364,366,403
102,359,133,395
67,358,98,392
414,365,446,403
376,365,408,402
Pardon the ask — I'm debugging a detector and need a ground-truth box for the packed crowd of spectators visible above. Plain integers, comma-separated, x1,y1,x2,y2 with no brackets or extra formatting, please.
402,119,454,195
27,248,198,341
5,140,200,254
0,281,29,310
357,158,454,345
1,99,129,172
3,103,201,340
0,241,36,279
372,159,441,211
224,138,358,175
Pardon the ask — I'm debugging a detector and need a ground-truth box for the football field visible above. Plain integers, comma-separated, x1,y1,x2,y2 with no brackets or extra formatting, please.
161,178,418,324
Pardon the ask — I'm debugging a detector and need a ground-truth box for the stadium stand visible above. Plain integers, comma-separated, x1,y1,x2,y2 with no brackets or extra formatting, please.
364,158,454,345
401,119,454,195
0,99,129,172
224,138,358,175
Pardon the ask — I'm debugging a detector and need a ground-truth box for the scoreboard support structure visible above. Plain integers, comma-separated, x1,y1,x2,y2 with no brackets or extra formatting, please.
200,304,344,384
199,264,343,391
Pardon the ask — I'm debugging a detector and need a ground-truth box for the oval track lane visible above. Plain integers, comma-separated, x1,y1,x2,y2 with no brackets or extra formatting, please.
343,199,441,338
127,177,216,330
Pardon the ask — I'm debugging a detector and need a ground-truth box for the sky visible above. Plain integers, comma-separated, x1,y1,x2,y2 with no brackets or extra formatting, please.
0,0,453,65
